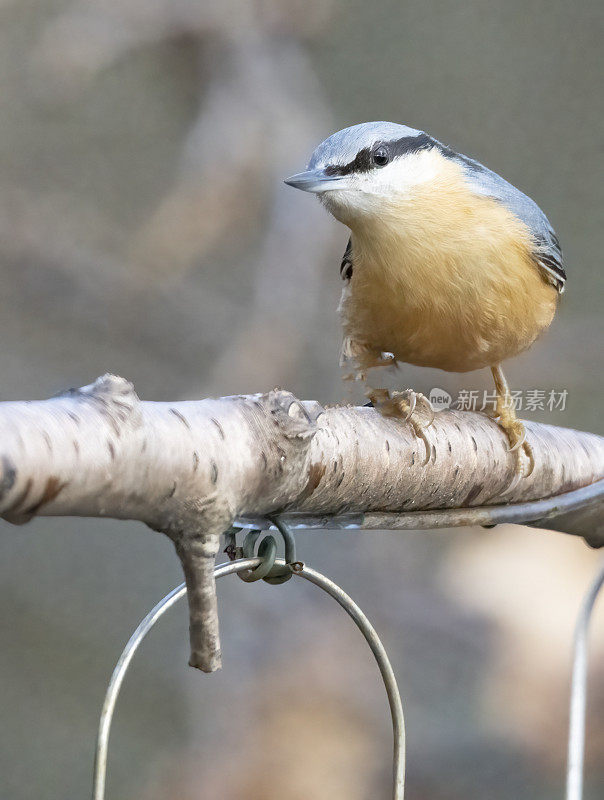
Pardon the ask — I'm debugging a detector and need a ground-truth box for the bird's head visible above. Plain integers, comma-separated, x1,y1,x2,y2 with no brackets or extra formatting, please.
285,121,441,225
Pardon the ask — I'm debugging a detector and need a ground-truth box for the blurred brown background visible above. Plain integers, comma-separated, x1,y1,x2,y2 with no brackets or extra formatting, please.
0,1,603,798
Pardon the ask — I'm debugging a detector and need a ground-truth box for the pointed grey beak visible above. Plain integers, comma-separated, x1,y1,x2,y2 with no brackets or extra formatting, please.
284,168,345,193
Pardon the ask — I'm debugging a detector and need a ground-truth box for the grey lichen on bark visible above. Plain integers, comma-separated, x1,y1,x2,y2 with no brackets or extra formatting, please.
0,374,603,672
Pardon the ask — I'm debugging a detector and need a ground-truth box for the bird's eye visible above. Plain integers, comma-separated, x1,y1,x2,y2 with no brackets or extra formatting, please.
371,145,390,167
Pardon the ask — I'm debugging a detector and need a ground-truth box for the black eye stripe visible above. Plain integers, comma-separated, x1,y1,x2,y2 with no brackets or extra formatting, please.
324,133,435,177
325,147,372,176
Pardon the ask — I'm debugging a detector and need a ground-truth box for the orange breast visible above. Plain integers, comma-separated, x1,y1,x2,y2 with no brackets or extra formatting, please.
339,160,558,372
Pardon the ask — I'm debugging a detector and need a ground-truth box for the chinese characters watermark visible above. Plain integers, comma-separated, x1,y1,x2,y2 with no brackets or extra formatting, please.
429,388,568,413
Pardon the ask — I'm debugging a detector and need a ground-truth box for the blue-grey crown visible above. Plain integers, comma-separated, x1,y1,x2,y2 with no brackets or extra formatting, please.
307,121,425,170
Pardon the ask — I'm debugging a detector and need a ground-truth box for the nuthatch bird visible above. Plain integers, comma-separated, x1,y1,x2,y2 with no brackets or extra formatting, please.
285,122,566,477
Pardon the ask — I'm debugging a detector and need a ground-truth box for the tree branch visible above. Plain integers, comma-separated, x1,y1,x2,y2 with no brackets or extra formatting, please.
1,374,603,671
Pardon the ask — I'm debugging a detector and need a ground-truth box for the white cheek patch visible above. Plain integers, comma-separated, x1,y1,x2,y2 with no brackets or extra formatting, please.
320,149,447,222
362,149,444,196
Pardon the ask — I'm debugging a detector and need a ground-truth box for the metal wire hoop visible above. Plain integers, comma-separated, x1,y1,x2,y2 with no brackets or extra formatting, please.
565,557,604,800
92,557,406,800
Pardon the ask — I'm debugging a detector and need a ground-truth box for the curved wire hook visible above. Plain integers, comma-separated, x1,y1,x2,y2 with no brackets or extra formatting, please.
565,557,604,800
92,558,405,800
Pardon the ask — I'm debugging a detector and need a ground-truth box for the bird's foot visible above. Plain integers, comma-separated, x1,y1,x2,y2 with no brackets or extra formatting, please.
367,388,435,465
488,364,535,483
494,406,535,482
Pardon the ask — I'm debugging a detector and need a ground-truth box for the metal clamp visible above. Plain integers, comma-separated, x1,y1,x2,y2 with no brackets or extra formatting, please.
225,518,304,585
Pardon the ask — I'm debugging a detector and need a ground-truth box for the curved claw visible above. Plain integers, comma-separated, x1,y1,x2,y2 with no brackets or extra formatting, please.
366,388,437,466
505,468,523,494
423,401,436,429
522,442,536,478
507,426,527,452
399,391,416,422
418,432,432,466
504,438,535,488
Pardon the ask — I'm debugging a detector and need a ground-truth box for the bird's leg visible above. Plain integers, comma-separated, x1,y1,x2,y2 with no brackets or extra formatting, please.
340,337,396,381
490,365,535,478
340,337,435,463
366,387,435,465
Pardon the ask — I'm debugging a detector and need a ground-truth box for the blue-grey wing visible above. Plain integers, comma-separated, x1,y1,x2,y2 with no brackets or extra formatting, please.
448,149,566,293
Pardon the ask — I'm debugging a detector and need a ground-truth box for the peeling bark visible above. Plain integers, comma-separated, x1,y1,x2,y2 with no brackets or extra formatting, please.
1,374,603,671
